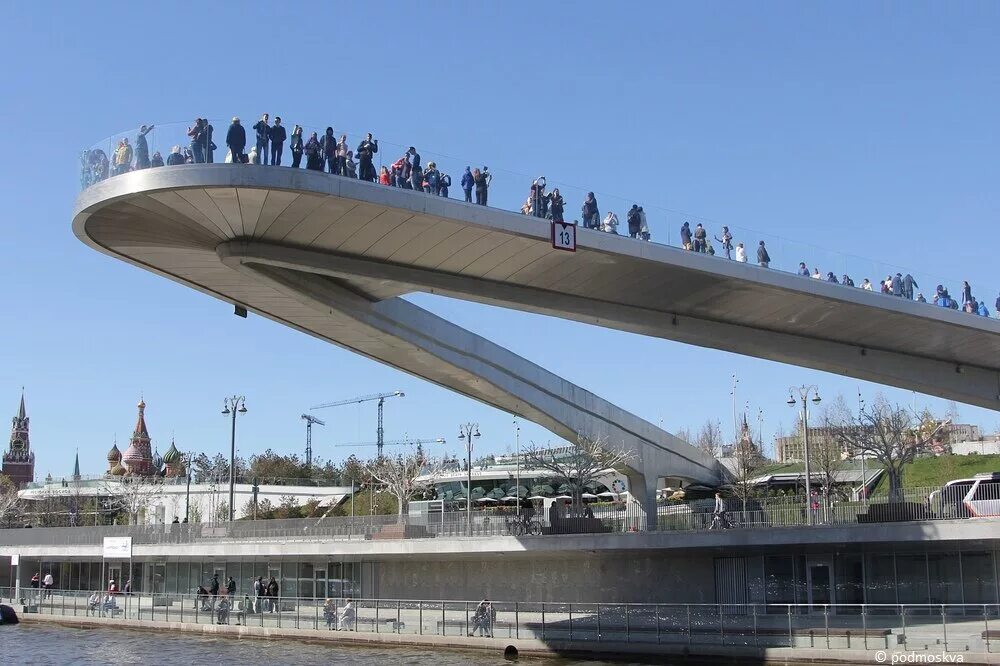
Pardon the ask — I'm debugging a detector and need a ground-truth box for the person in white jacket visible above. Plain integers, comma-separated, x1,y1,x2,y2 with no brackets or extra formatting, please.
735,243,747,263
601,212,619,234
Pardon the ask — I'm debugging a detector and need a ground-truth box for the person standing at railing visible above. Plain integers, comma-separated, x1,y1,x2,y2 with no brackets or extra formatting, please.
42,572,53,599
323,598,337,629
693,223,707,252
475,167,491,205
461,166,474,202
268,118,286,167
290,126,303,169
715,226,733,258
338,598,356,630
639,207,650,240
757,241,770,268
134,125,154,169
226,118,246,164
335,134,349,176
549,188,565,222
113,138,133,175
439,171,451,197
861,278,873,291
680,222,692,250
253,576,264,613
209,574,220,610
226,576,236,599
903,273,918,300
253,114,271,166
581,192,599,228
358,134,378,182
205,121,216,163
318,127,335,174
267,577,279,613
188,119,207,163
304,132,323,171
627,205,641,239
891,273,903,297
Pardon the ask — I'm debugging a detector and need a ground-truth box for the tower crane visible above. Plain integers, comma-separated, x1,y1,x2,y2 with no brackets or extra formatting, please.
311,391,405,457
300,414,326,467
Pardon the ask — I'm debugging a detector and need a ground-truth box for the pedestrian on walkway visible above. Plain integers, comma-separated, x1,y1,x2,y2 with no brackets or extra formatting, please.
134,125,154,169
680,222,692,250
757,241,770,267
358,133,378,182
581,192,600,229
715,226,733,259
268,117,286,166
289,125,303,168
461,167,474,202
253,114,270,165
226,117,246,164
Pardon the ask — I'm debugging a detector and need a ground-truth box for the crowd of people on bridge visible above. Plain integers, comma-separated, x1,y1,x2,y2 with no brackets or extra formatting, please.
83,113,993,320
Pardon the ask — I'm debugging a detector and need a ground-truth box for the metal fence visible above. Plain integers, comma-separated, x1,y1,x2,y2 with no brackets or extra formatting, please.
5,587,1000,654
2,482,995,547
0,502,647,547
655,484,965,531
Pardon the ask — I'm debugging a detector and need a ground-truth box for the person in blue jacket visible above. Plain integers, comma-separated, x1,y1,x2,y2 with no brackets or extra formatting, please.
461,167,474,203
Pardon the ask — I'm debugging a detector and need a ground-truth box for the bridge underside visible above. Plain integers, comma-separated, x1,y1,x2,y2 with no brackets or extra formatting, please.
73,166,1000,505
73,168,725,517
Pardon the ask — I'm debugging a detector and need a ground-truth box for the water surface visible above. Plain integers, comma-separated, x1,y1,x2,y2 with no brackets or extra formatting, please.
3,624,640,665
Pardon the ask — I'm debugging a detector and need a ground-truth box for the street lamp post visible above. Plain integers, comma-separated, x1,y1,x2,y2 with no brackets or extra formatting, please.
221,395,248,522
457,423,481,536
514,418,521,518
184,451,194,522
787,385,822,526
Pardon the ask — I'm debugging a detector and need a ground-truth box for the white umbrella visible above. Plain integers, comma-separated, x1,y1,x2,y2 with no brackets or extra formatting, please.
500,496,518,503
597,491,619,498
582,492,599,500
555,494,572,500
476,497,498,503
527,495,547,501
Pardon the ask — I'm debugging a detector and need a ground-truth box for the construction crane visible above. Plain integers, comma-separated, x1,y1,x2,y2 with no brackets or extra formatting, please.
300,414,326,467
311,391,405,457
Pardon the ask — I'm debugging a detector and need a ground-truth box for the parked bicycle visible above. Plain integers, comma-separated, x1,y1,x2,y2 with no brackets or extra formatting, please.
505,515,542,536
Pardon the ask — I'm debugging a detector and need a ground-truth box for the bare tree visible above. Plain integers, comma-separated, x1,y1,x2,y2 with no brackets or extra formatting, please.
364,452,443,517
102,476,165,525
831,396,948,501
0,474,22,528
695,420,725,458
522,434,634,513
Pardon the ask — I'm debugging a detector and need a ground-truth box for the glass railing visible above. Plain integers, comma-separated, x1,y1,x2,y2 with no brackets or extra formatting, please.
12,587,1000,655
81,120,998,322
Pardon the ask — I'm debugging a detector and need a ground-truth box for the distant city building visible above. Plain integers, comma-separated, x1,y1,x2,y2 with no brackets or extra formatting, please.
2,392,35,487
775,425,849,464
776,418,984,462
949,439,1000,456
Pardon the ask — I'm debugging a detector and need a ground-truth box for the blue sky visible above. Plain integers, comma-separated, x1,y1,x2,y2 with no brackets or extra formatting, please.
1,2,998,478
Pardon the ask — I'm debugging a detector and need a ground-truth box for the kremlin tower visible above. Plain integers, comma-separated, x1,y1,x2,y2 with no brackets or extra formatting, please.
2,391,35,487
121,399,155,476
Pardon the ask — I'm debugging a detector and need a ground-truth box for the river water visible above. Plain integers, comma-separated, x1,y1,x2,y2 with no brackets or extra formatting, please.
4,624,637,665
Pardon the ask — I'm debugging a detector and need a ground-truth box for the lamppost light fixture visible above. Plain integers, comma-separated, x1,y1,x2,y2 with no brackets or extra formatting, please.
222,405,230,415
238,403,247,413
786,395,796,406
473,428,481,438
812,394,822,404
